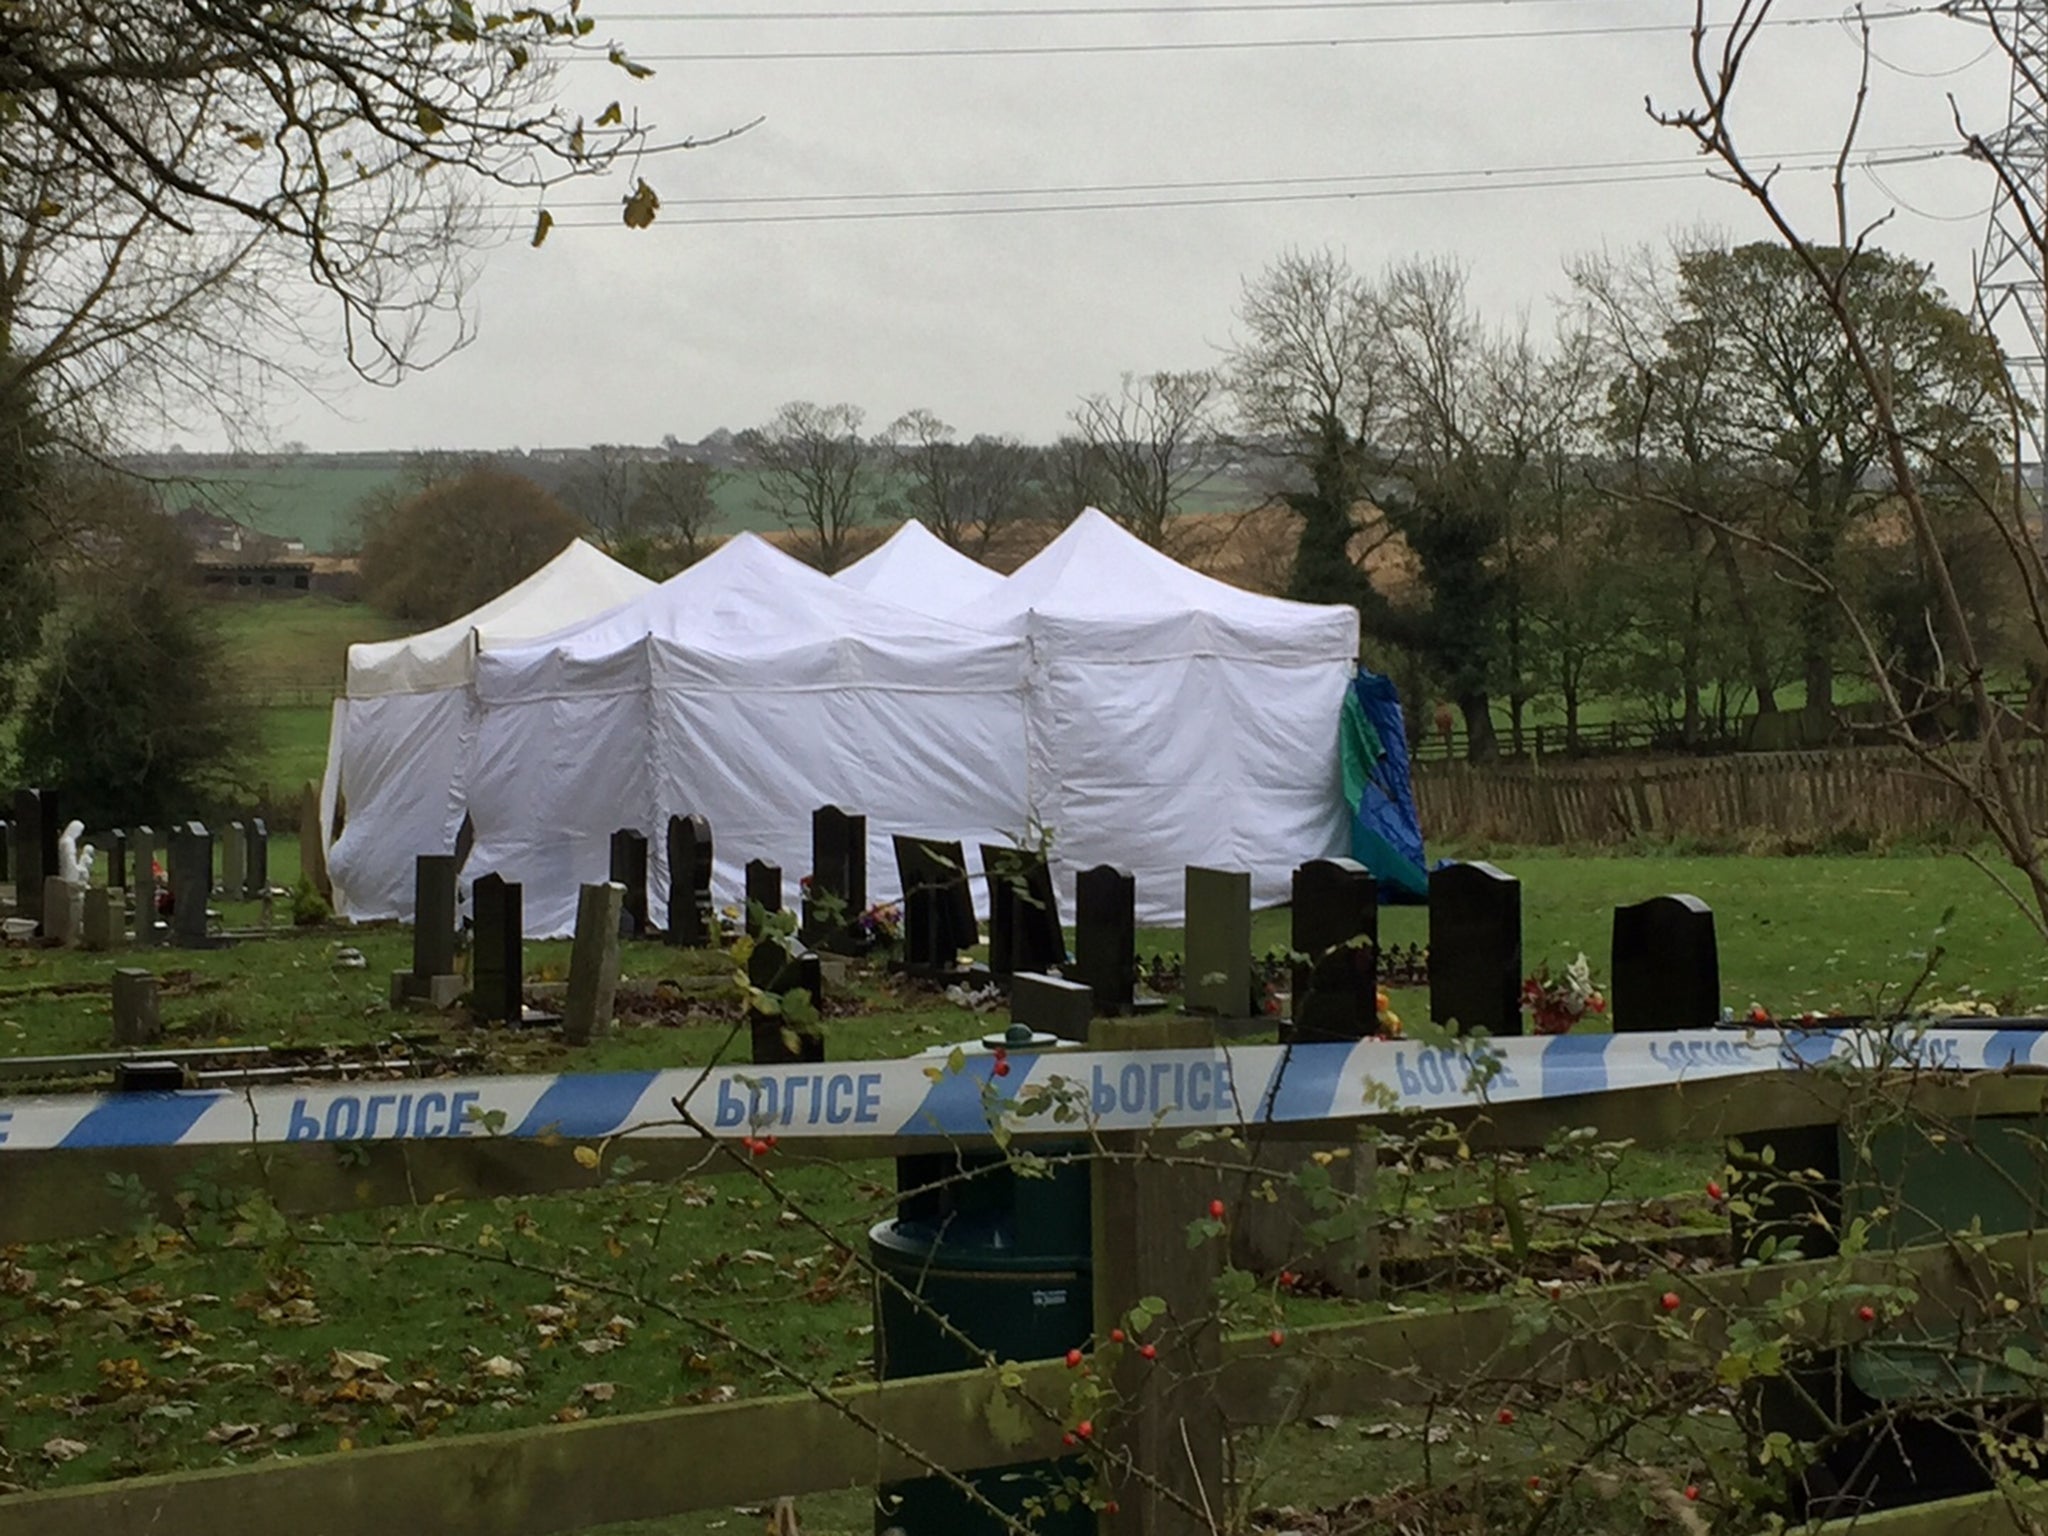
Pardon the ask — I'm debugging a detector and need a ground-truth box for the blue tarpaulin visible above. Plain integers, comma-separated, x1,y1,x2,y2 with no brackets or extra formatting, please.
1339,669,1428,902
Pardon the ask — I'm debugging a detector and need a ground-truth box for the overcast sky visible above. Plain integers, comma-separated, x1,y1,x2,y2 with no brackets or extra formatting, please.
255,0,2015,454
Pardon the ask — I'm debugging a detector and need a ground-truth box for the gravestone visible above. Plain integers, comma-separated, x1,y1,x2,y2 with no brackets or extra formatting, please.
471,872,525,1026
1011,972,1095,1043
166,823,214,949
108,829,128,892
133,838,162,946
297,781,332,902
1429,861,1523,1036
564,881,625,1045
748,936,825,1065
111,968,162,1046
80,888,120,951
43,876,77,947
453,812,475,871
1287,858,1379,1044
665,814,714,948
1611,894,1720,1032
609,829,650,940
802,805,867,951
390,855,463,1008
220,821,247,900
12,788,58,932
244,818,269,900
1073,864,1138,1016
1184,866,1255,1018
894,835,977,975
981,844,1066,980
127,827,154,916
745,859,783,938
0,818,9,886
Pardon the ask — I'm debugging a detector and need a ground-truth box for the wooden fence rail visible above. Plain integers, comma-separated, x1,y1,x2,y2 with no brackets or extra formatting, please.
1411,745,2048,847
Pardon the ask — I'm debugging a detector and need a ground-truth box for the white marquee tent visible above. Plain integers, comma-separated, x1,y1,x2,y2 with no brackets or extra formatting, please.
322,539,654,921
462,534,1032,936
835,517,1006,616
945,509,1361,923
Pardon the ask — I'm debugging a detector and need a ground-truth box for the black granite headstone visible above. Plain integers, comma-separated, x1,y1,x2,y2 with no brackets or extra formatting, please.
413,855,459,977
981,844,1067,980
748,938,825,1065
0,818,10,884
453,812,475,871
609,829,650,940
1073,865,1137,1017
1429,861,1522,1036
1286,858,1379,1044
1611,894,1719,1032
166,822,213,949
107,829,128,891
665,814,714,948
803,805,867,951
12,788,58,932
244,818,269,900
745,859,783,939
472,872,524,1025
894,835,977,974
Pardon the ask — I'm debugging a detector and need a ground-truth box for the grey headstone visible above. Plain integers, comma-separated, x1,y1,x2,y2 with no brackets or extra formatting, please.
1611,894,1719,1032
220,820,247,899
167,822,214,948
1184,866,1253,1018
1011,972,1095,1043
894,835,976,974
1429,861,1522,1036
244,818,269,900
748,936,824,1064
802,805,867,951
111,968,162,1047
609,828,650,940
665,814,715,948
1073,865,1137,1017
564,882,625,1045
744,859,782,938
43,876,77,946
80,888,120,952
981,843,1066,979
1287,858,1379,1044
471,872,524,1026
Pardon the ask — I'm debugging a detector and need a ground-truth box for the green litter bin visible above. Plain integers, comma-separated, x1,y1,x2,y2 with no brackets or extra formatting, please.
871,1033,1094,1534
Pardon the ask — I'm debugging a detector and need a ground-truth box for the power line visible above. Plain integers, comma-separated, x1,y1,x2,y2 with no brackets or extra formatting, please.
539,148,1959,227
606,5,1937,61
603,0,1716,20
520,142,1954,211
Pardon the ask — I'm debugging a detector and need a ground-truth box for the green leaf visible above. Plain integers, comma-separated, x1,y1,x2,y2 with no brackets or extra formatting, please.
622,179,660,229
597,100,623,127
416,101,446,135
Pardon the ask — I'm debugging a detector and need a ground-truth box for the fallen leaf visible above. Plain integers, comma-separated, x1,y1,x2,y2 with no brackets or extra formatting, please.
41,1437,88,1463
477,1355,524,1380
582,1381,616,1402
330,1349,390,1380
206,1423,262,1447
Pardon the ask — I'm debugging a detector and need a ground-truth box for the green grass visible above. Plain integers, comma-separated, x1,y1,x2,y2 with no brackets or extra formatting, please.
2,845,2042,1522
160,465,399,554
211,599,408,703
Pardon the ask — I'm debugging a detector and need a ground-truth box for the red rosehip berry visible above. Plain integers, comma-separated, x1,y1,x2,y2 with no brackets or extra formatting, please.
1497,1408,1515,1425
1268,1329,1285,1348
1065,1348,1083,1368
1279,1269,1296,1289
1857,1304,1876,1323
1139,1342,1157,1360
1062,1432,1077,1448
1075,1419,1094,1439
1208,1199,1226,1219
1109,1328,1125,1344
1527,1475,1542,1489
1104,1500,1119,1515
1706,1180,1724,1202
1660,1291,1682,1313
1685,1485,1700,1502
993,1059,1011,1077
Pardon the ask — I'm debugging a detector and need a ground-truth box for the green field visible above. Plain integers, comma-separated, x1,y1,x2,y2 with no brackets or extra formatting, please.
0,845,2039,1528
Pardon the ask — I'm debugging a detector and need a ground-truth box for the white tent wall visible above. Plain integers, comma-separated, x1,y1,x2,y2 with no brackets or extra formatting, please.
325,688,474,920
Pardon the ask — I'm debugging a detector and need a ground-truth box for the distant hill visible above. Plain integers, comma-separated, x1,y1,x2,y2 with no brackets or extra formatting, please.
131,449,1266,555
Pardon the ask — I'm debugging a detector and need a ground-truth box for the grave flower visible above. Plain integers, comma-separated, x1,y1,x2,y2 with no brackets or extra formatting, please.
1521,953,1603,1036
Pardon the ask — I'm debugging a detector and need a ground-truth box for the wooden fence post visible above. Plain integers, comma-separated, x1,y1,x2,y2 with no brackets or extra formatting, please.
1090,1018,1226,1536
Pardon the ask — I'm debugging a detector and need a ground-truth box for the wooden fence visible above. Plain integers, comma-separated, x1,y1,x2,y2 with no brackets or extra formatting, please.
1411,746,2048,847
3,1057,2047,1535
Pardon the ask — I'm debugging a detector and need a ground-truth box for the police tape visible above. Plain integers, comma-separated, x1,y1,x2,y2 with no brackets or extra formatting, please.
0,1024,2041,1153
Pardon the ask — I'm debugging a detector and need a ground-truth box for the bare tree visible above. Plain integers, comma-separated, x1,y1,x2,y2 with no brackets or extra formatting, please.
1654,1,2048,934
628,457,723,565
884,409,1038,556
1037,435,1116,527
1069,370,1224,548
737,401,882,572
560,444,641,541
